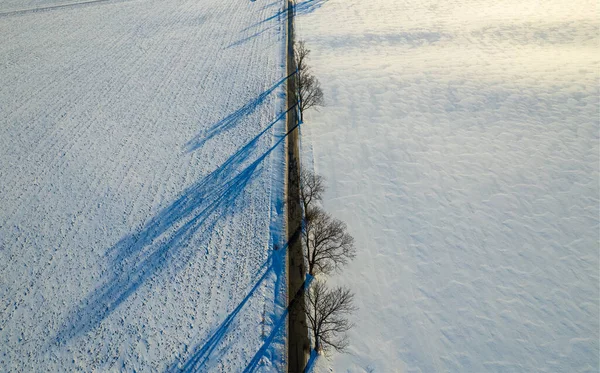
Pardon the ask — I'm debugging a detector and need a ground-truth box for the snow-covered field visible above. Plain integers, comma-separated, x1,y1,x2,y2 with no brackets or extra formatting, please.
0,0,290,371
297,0,599,372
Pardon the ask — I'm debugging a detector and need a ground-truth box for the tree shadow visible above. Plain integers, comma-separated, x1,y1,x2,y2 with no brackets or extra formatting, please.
166,227,302,373
171,262,274,373
168,230,307,373
226,27,273,49
186,73,295,152
304,349,319,373
241,300,289,373
166,250,277,372
53,106,297,346
165,117,302,372
241,0,328,34
227,0,328,49
226,8,287,49
241,273,312,373
294,0,329,16
240,5,288,33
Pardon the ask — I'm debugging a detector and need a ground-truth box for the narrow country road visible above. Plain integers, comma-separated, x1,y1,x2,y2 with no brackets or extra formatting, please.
285,0,310,372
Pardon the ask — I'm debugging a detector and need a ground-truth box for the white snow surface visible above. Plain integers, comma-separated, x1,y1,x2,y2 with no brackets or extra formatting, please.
297,0,599,372
0,0,291,371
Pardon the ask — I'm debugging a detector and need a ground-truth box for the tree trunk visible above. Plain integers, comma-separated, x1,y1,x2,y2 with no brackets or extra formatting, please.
305,239,311,274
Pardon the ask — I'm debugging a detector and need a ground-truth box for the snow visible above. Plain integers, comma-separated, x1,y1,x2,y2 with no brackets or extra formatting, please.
296,0,599,372
0,0,291,371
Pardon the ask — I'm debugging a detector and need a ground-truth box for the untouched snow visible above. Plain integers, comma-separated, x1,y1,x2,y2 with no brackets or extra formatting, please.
0,0,290,371
297,0,599,372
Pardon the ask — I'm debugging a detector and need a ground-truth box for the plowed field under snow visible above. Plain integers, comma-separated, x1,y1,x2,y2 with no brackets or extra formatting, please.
0,0,290,371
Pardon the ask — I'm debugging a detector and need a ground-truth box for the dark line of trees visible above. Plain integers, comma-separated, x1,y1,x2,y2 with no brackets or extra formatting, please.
294,39,357,367
295,40,324,122
299,169,356,356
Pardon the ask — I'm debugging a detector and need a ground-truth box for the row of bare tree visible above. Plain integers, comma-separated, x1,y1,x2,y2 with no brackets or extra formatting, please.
299,169,357,354
294,40,324,123
294,39,356,363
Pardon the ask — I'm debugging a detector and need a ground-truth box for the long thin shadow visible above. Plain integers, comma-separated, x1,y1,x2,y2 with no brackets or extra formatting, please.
242,275,312,373
167,229,297,373
174,263,274,373
186,72,295,153
241,0,327,34
53,107,296,345
293,0,329,15
227,2,291,49
228,0,328,49
242,302,289,373
226,27,272,49
166,227,302,372
240,7,288,33
304,350,319,373
242,275,313,373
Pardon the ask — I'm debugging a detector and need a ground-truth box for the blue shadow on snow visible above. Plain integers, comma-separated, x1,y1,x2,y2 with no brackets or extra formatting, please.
53,105,298,345
229,0,328,48
167,252,280,372
241,273,313,373
167,227,302,372
304,349,319,373
168,232,308,373
242,0,328,33
186,72,295,152
294,0,329,15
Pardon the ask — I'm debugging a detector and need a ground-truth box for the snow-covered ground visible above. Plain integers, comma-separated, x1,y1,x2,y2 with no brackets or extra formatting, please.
297,0,599,371
0,0,290,371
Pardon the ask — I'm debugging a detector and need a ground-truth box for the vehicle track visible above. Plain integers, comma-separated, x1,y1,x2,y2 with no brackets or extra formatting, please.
0,0,115,18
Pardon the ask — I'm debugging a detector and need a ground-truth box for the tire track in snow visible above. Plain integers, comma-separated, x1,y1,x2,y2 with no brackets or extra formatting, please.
0,0,113,18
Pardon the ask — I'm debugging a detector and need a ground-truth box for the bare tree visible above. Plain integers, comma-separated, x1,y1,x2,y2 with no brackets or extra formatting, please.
299,168,325,213
303,206,355,276
294,40,324,121
295,40,310,75
304,280,356,353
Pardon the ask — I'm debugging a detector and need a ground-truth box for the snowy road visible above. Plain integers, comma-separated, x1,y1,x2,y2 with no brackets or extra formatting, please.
0,0,289,371
297,0,599,371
